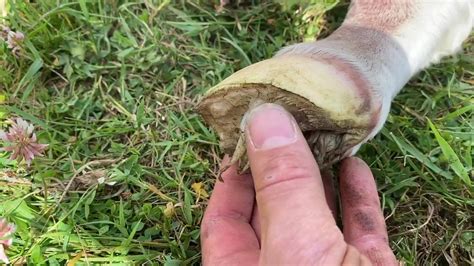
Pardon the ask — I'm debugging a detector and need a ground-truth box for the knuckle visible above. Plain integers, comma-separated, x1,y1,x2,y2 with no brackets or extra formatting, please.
360,244,396,266
347,207,387,237
200,215,220,239
201,212,245,240
341,183,380,208
352,209,378,233
200,217,214,241
351,233,392,262
200,214,222,240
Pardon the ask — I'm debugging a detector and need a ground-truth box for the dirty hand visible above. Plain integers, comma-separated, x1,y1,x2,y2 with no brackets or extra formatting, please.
201,103,397,265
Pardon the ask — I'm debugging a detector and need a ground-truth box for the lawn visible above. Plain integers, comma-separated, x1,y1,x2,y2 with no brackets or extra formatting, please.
0,0,472,265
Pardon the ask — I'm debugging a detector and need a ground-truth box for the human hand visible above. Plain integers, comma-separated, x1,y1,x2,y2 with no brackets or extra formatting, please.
201,103,397,265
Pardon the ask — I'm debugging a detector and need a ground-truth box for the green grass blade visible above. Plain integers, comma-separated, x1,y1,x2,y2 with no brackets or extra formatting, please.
78,0,89,20
442,105,474,121
428,119,471,185
14,57,43,101
221,37,252,66
387,130,453,180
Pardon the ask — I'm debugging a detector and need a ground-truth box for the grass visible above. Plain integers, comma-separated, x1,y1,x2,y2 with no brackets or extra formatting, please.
0,0,472,265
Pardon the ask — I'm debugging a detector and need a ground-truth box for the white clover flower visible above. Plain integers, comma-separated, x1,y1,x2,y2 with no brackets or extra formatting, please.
0,118,48,166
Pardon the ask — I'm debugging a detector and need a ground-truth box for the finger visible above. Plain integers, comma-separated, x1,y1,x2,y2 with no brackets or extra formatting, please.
250,202,261,243
201,156,260,265
321,169,337,218
244,104,341,260
341,245,372,266
340,157,397,266
360,254,373,266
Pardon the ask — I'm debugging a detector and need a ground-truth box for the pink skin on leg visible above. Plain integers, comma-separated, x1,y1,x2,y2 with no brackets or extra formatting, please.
277,0,473,155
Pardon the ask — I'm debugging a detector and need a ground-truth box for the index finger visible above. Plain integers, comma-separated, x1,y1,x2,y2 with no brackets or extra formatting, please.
201,157,259,265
